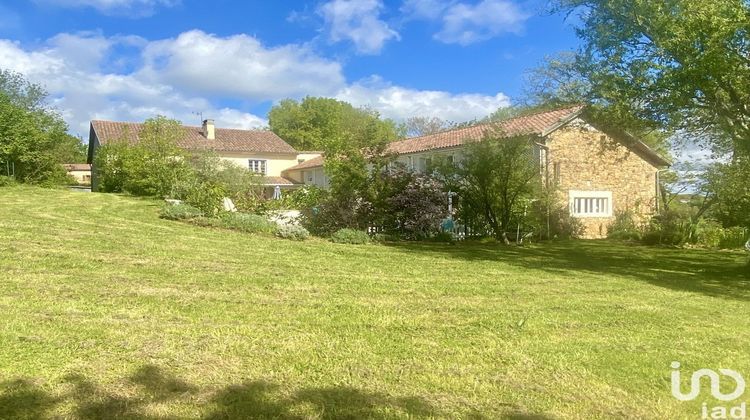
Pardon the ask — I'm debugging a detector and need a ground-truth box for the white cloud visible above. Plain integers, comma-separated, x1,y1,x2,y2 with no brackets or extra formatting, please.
34,0,179,17
0,33,269,135
140,30,346,99
0,30,511,137
336,76,510,122
318,0,400,54
400,0,450,20
436,0,529,44
402,0,529,45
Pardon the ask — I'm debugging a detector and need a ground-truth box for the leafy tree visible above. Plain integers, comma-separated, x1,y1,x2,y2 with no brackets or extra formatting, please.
704,158,750,228
0,69,83,184
541,0,750,156
400,116,451,137
95,116,190,197
268,97,401,151
436,129,542,243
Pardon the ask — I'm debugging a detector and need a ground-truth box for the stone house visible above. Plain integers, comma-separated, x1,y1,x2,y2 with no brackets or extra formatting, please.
87,119,321,196
283,105,670,238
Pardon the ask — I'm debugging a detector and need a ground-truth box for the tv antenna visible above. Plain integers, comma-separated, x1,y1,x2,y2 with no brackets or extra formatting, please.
192,111,204,124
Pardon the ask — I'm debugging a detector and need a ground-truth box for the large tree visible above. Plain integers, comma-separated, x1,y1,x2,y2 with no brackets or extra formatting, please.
539,0,750,156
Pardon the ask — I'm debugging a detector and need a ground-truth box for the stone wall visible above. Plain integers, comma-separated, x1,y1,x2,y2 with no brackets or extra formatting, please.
546,120,660,238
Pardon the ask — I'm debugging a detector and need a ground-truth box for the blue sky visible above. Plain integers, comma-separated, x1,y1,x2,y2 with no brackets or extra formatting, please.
0,0,581,137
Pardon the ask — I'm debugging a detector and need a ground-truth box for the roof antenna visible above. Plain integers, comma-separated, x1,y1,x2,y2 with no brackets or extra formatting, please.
192,111,204,124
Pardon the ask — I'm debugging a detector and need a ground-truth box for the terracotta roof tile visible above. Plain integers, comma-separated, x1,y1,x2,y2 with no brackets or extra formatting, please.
91,120,297,154
387,105,585,155
282,155,325,172
63,163,91,171
261,176,301,186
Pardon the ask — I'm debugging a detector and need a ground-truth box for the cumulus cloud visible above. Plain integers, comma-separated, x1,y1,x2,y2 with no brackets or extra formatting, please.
402,0,529,45
318,0,400,54
140,30,346,99
336,76,510,122
0,30,511,136
33,0,179,17
0,33,271,135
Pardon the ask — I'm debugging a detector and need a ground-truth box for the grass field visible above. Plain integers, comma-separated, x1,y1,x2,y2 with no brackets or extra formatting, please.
0,185,748,419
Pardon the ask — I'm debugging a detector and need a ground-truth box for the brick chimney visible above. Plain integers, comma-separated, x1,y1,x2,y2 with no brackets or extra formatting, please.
202,119,215,140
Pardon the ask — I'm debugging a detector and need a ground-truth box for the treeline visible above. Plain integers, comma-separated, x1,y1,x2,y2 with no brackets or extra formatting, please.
0,70,86,185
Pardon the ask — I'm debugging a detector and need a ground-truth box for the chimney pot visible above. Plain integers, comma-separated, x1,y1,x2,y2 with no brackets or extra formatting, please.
202,119,215,140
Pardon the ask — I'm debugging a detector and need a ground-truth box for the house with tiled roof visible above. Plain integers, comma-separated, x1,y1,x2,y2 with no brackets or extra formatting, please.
87,119,322,194
283,105,669,238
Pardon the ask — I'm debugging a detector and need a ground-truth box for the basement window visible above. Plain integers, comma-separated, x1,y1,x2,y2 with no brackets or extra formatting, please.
248,159,267,175
569,190,612,218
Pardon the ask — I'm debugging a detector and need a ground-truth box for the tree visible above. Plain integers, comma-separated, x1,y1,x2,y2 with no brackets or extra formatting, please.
0,69,83,184
542,0,750,156
437,129,542,243
268,97,401,151
400,116,451,137
95,116,190,197
704,158,750,228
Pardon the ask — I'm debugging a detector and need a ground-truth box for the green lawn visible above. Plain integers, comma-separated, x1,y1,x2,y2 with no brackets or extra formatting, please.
0,186,747,419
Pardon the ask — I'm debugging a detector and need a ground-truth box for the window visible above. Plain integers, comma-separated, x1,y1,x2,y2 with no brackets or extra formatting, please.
248,159,267,174
446,155,454,164
553,162,562,183
569,191,612,218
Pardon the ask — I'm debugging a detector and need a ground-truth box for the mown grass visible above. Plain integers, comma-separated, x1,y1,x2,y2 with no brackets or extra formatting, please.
0,185,748,419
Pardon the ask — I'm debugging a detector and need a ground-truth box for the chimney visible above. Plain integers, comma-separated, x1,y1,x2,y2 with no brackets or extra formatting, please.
202,119,215,140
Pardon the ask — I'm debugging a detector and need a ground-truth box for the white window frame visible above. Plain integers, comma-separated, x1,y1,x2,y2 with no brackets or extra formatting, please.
569,190,612,218
248,159,267,175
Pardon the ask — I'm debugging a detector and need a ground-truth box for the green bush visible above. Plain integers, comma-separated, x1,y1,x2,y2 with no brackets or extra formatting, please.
330,228,370,245
275,224,310,241
159,203,203,220
608,211,642,241
219,212,276,234
642,210,690,246
432,231,456,243
0,176,17,187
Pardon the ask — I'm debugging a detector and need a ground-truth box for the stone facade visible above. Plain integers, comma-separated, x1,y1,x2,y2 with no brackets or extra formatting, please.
546,119,660,238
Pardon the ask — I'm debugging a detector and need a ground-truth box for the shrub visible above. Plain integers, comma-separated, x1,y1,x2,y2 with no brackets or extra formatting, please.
275,224,310,241
642,210,690,246
432,231,456,243
219,212,276,234
0,176,17,187
330,228,370,245
301,195,365,236
159,203,203,220
607,210,642,241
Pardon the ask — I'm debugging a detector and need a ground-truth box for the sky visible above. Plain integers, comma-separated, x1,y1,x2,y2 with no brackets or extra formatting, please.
0,0,582,138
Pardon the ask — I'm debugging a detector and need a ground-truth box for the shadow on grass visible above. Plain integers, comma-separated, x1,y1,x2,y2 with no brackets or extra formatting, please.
0,364,553,419
385,240,750,301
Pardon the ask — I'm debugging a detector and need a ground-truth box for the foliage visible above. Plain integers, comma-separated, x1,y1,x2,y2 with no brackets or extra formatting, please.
159,203,203,221
607,211,643,241
695,220,749,249
399,116,451,137
94,116,191,197
642,210,692,246
275,224,310,241
219,212,276,234
268,97,401,151
301,194,364,236
704,158,750,228
542,0,750,156
379,169,446,240
435,130,542,243
0,175,16,187
0,69,84,185
330,228,370,245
